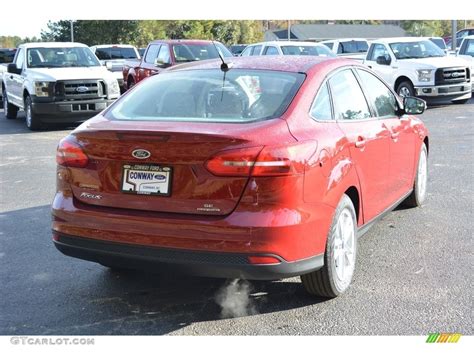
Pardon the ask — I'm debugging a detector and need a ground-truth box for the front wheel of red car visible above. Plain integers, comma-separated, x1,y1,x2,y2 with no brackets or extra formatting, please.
403,143,428,208
301,194,357,298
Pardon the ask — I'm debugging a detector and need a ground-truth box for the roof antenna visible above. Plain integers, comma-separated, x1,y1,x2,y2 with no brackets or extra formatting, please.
212,40,233,72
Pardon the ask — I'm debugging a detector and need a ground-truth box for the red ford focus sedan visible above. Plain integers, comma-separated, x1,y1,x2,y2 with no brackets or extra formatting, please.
52,56,429,298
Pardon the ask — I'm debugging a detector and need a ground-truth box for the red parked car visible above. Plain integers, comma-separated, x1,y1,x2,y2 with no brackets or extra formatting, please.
122,39,232,91
53,56,429,298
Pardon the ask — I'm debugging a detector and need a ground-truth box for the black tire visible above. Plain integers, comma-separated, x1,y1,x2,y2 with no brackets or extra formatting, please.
301,194,357,298
396,80,415,98
24,95,41,130
403,143,428,208
3,92,19,119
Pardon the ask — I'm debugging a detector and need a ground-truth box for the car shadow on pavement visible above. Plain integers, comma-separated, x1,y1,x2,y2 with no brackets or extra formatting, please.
1,205,326,335
0,109,79,135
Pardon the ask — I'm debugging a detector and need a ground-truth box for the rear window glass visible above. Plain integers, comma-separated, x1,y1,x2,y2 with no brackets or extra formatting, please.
107,69,305,123
95,47,138,60
281,45,335,57
337,41,368,54
172,43,232,63
0,49,16,63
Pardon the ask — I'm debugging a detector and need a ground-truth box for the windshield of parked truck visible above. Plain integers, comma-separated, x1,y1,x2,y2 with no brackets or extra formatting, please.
389,40,445,59
26,47,101,68
281,45,335,57
107,69,305,123
95,47,138,60
172,43,232,63
461,39,474,56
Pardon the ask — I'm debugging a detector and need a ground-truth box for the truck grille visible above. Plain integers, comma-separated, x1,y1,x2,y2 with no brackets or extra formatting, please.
435,67,469,85
54,80,107,101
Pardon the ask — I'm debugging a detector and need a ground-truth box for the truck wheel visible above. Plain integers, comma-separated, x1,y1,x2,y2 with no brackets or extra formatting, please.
301,194,357,298
403,143,428,208
396,81,415,97
3,93,18,119
24,96,41,130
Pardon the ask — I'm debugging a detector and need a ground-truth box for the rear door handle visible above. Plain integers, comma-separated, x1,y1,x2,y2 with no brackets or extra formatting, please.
355,136,366,148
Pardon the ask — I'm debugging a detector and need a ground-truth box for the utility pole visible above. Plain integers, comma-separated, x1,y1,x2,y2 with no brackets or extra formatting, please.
451,20,457,51
70,21,74,42
288,20,291,41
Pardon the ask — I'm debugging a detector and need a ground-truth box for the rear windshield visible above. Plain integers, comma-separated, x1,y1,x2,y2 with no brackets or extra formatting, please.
107,69,305,123
0,49,16,63
95,47,138,60
281,45,335,57
172,43,233,63
337,41,368,54
429,38,446,50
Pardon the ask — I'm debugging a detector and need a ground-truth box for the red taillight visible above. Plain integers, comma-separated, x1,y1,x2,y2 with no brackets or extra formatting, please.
205,146,263,177
205,141,317,177
56,136,89,168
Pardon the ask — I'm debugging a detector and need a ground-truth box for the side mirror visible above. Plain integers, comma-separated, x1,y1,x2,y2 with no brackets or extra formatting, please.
403,96,426,115
376,55,391,65
105,61,113,70
7,63,21,74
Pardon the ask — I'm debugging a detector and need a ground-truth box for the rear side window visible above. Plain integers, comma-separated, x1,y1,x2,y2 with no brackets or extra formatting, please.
251,45,262,56
322,42,334,50
263,46,279,55
95,47,138,60
107,69,305,123
356,69,398,118
329,69,371,120
144,44,161,64
310,83,333,121
241,46,254,56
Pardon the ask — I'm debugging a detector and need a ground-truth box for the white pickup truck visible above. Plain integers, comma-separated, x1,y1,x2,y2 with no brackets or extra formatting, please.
457,35,474,91
1,42,120,130
363,37,472,104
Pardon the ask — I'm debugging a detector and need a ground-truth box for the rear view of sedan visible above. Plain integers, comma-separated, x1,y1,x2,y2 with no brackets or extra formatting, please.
52,56,429,298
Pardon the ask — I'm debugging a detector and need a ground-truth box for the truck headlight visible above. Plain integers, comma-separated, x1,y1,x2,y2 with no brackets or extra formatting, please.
107,79,120,97
34,81,52,97
416,69,433,82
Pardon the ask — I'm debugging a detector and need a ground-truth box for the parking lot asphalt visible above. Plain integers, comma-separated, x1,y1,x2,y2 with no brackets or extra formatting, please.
0,100,473,335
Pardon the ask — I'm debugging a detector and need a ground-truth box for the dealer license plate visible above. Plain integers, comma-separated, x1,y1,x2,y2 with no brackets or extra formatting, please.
121,164,172,196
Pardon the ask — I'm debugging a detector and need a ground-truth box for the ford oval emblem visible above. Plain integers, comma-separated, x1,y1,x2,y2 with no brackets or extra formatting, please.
76,86,89,93
132,149,151,159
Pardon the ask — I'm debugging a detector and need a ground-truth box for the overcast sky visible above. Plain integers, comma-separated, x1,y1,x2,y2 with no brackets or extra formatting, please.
0,18,50,38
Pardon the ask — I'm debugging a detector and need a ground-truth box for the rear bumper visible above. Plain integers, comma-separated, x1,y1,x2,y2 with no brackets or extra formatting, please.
53,233,324,280
31,98,116,123
52,192,333,278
